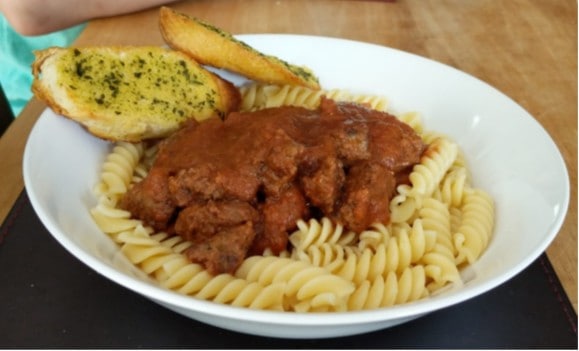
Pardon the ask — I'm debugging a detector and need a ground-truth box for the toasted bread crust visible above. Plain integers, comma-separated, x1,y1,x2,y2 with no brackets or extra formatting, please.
159,7,320,90
31,47,69,117
32,46,240,142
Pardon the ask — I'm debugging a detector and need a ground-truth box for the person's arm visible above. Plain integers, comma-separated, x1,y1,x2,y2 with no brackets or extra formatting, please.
0,0,180,36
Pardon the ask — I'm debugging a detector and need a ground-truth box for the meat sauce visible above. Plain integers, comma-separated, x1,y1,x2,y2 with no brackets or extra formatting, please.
120,98,425,274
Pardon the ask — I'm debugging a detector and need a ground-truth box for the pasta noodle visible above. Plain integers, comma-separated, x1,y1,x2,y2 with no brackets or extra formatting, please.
93,141,144,198
435,167,469,208
406,138,459,198
90,83,495,312
348,266,429,310
235,256,355,312
453,189,495,265
289,217,357,251
291,242,358,274
239,83,389,112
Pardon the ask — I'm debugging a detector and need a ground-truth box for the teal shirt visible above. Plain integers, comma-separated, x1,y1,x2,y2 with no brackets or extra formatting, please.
0,16,85,117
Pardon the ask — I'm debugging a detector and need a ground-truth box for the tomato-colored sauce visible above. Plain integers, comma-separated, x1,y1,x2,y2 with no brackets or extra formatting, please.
121,98,425,274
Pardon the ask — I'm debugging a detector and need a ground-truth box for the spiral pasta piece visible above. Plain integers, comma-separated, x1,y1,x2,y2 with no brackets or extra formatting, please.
418,198,454,259
235,256,355,311
289,217,356,251
190,273,286,310
357,222,391,250
421,251,461,291
394,220,437,264
408,138,458,198
291,242,358,273
453,189,495,265
239,83,388,112
335,234,417,285
94,142,144,197
335,246,379,284
90,198,141,238
449,206,463,234
348,266,429,310
389,192,419,224
435,167,469,208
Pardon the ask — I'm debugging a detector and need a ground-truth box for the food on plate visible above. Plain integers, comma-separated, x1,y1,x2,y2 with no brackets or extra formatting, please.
74,8,494,312
31,46,240,142
90,84,495,312
159,7,320,90
118,97,425,275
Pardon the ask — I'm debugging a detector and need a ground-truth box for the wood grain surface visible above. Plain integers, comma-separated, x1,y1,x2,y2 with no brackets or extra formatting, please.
0,0,576,311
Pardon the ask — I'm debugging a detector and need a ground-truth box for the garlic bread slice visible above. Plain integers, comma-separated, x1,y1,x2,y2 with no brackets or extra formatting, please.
159,7,320,90
32,46,240,142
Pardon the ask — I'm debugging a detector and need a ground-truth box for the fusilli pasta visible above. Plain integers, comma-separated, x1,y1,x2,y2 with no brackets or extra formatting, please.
239,83,388,112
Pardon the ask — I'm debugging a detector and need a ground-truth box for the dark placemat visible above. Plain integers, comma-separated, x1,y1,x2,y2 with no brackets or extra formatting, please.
0,190,576,349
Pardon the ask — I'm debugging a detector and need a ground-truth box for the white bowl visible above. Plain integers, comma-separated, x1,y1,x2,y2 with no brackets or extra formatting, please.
23,35,569,339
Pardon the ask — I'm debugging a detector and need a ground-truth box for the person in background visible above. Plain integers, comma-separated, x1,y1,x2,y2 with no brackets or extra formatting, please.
0,0,179,118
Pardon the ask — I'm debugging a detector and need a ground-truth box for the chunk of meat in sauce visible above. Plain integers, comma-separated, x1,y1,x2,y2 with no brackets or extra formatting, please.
119,167,174,230
336,161,396,233
184,222,256,275
250,183,309,255
174,200,259,243
120,98,425,274
299,145,345,215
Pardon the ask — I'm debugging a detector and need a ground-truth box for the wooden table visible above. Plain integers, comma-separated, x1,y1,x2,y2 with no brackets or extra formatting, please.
0,0,576,313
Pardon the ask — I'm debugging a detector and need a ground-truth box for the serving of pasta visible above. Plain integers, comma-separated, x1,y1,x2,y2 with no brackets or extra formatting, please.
89,82,495,313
